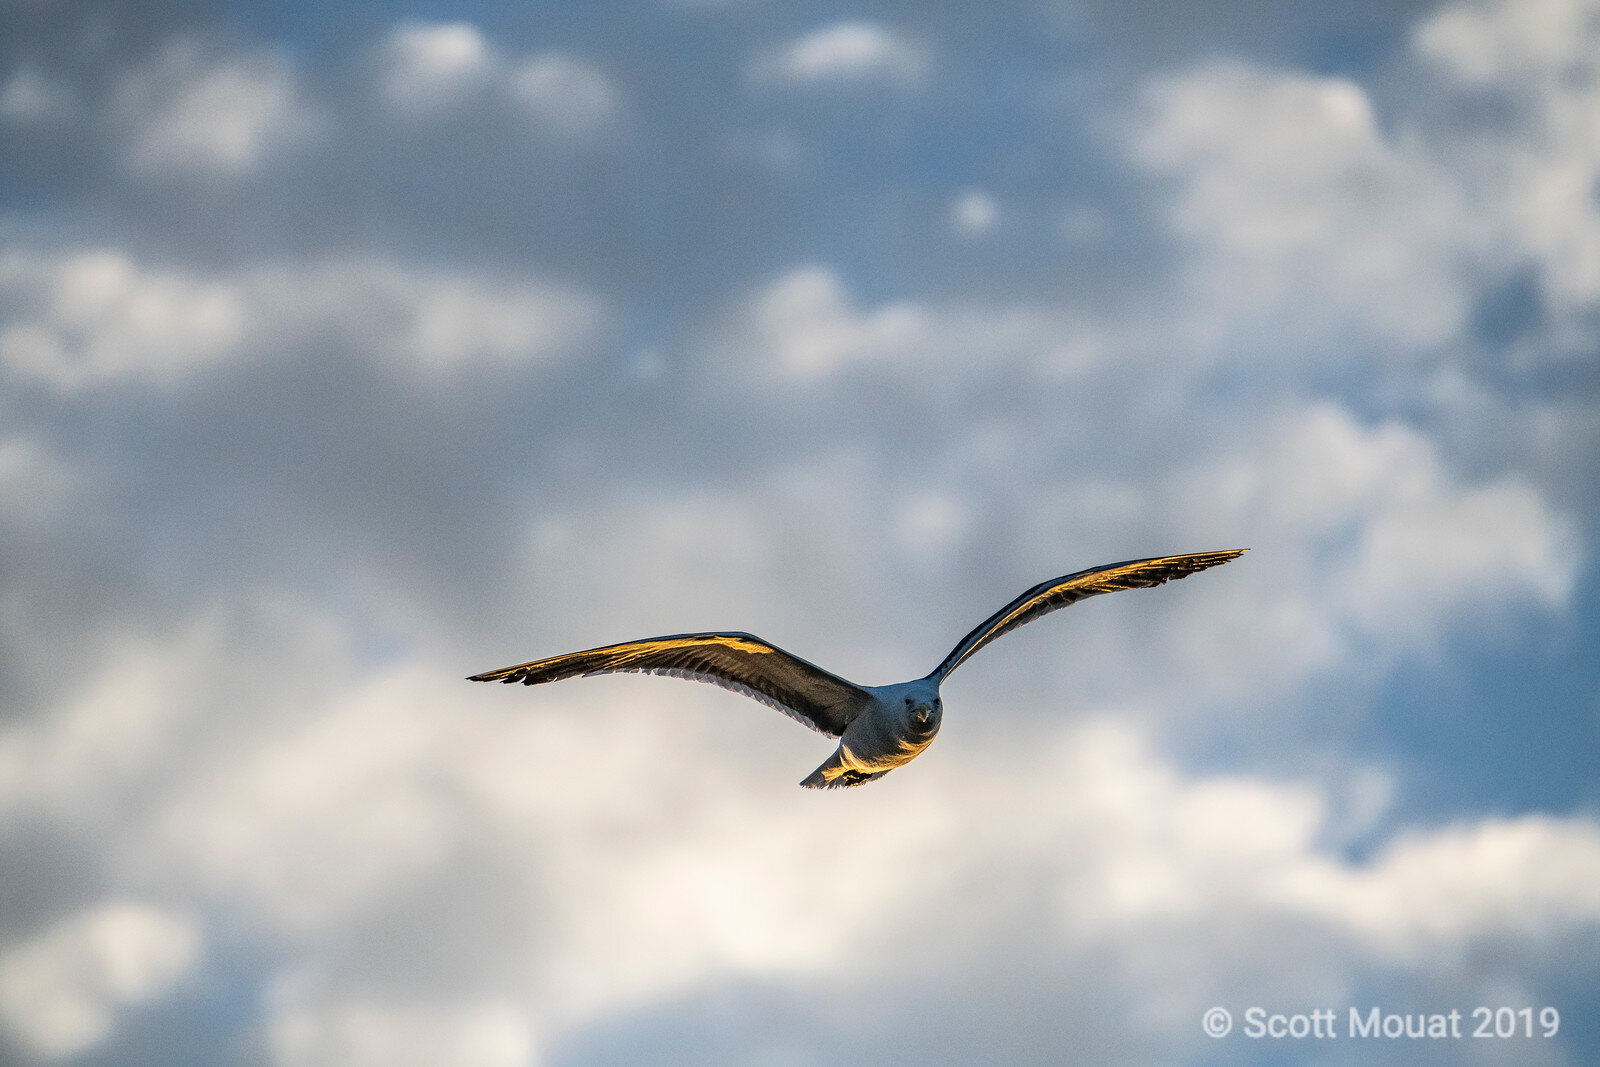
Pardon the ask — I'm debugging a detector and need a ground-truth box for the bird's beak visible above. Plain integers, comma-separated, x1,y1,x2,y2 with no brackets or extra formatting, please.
911,705,932,725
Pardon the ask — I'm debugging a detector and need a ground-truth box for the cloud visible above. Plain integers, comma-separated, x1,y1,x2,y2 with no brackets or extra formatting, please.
984,720,1600,958
728,265,1101,381
0,456,1585,1062
114,39,322,180
1415,0,1600,320
0,903,202,1059
269,992,535,1067
374,21,622,137
895,491,972,561
1285,814,1600,953
158,665,467,932
745,266,926,377
1340,475,1574,631
755,21,929,88
1211,405,1577,623
1414,0,1593,86
375,21,497,118
0,437,76,532
399,268,601,371
1133,60,1474,353
0,621,216,829
0,64,80,125
949,190,1000,236
1134,1,1600,357
1154,404,1579,703
294,256,603,374
123,648,1600,1056
0,248,250,387
0,247,603,388
505,54,622,135
692,259,1576,709
0,0,1595,1062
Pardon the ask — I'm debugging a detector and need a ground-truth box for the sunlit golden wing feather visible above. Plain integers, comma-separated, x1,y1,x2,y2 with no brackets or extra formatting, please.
929,550,1247,681
468,631,870,737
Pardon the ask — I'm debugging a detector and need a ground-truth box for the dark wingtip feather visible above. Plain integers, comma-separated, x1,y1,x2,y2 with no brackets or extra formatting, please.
465,668,519,683
1179,548,1248,570
1166,548,1248,579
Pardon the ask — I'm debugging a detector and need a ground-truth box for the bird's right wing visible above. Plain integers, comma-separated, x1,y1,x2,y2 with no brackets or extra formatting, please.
468,632,870,737
929,550,1247,682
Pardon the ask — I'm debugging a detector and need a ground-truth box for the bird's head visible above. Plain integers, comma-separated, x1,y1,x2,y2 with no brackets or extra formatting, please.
901,685,943,737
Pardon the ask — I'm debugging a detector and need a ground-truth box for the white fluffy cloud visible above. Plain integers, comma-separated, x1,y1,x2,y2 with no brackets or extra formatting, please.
396,268,600,371
1134,61,1474,353
159,666,465,931
1208,404,1576,631
0,451,1583,1061
746,266,926,377
72,640,1600,1055
949,189,1000,236
1135,0,1600,356
1417,0,1600,318
376,21,498,118
1152,404,1578,705
115,39,322,179
0,565,1565,1058
721,267,1576,685
0,623,215,828
731,265,1102,381
979,720,1600,955
0,247,602,387
701,254,1578,708
0,248,250,387
374,20,622,137
0,903,202,1059
755,21,929,88
1415,0,1594,88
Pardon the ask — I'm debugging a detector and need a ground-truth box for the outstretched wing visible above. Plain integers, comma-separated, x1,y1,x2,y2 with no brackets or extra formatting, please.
468,632,870,737
929,550,1246,682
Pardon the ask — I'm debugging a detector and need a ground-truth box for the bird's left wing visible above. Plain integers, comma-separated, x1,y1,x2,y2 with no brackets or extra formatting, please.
929,550,1246,682
468,632,869,737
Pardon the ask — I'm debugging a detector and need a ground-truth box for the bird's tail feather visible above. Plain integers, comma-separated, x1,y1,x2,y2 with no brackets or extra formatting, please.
800,751,890,789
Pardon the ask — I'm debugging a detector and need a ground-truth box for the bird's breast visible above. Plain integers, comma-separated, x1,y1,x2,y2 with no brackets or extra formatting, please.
839,702,939,773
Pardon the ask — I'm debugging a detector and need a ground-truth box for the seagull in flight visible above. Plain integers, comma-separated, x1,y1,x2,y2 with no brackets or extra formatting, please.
469,550,1245,788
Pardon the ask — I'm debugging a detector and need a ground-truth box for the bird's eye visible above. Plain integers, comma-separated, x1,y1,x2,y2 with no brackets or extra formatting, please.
904,697,913,707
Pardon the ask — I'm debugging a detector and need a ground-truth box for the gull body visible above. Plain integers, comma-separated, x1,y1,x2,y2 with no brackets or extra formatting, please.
470,550,1244,788
809,678,945,788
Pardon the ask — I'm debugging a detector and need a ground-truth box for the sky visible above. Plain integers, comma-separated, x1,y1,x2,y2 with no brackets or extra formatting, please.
0,0,1597,1063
